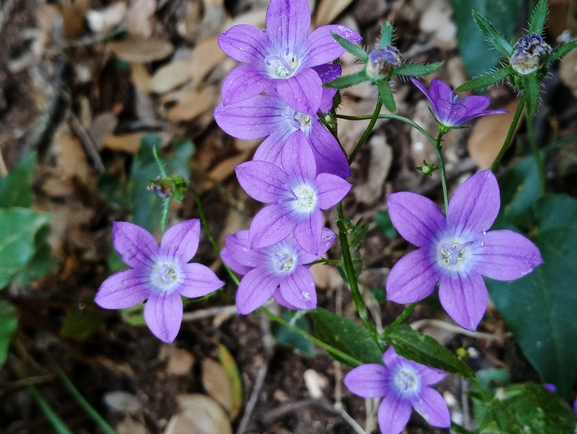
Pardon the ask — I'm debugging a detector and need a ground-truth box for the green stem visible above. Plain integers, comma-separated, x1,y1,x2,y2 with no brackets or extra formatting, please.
337,203,384,351
434,133,450,215
525,111,545,194
259,307,363,367
491,97,525,171
152,145,168,178
382,302,417,338
347,100,383,164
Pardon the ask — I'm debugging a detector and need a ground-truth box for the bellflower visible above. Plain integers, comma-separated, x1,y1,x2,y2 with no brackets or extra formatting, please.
411,78,507,129
235,135,351,255
221,228,336,314
386,170,543,331
218,0,361,114
214,64,349,178
95,220,225,343
344,347,451,434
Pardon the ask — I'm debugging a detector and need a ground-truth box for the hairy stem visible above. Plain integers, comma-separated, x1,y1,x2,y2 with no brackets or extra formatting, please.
347,100,383,164
434,133,450,215
525,111,545,194
491,97,525,171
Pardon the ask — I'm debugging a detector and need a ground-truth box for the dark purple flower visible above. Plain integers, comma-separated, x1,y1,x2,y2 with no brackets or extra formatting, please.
214,64,349,178
411,78,507,128
235,135,351,255
344,347,451,434
386,170,543,331
218,0,361,113
94,220,225,343
221,228,336,313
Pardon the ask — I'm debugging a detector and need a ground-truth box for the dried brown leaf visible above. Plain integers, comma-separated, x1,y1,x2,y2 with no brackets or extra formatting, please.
189,37,226,83
127,0,156,38
131,63,153,93
167,85,218,121
207,151,250,182
164,394,233,434
60,0,90,38
150,61,191,94
108,38,174,63
201,359,231,414
223,8,266,31
313,0,353,27
559,48,577,98
166,348,195,376
103,132,172,154
86,2,127,34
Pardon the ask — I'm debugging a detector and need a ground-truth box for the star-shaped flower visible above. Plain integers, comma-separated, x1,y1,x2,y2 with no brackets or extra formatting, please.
344,347,451,434
95,220,225,343
221,228,336,314
235,134,351,255
411,78,507,130
218,0,361,114
386,170,543,331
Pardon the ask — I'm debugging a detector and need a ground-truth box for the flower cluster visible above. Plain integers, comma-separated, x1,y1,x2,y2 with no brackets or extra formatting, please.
217,0,358,311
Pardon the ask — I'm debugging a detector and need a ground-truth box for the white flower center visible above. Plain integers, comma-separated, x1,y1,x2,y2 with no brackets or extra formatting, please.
294,112,311,128
150,261,182,293
268,244,299,277
291,185,317,212
440,241,475,266
275,251,295,273
390,363,422,399
265,46,299,78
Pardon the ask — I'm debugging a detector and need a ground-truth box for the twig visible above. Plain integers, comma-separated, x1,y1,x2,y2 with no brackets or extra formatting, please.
410,319,499,341
235,362,268,434
69,113,105,173
181,305,237,321
332,402,368,434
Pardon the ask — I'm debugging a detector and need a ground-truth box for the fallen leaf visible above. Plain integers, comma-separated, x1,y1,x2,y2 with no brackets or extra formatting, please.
354,134,392,205
207,151,250,182
167,348,195,376
313,0,353,27
189,37,226,83
127,0,157,38
419,0,456,50
131,63,153,93
217,345,243,419
103,132,172,154
86,2,127,34
108,38,174,63
202,358,231,414
222,8,266,31
167,85,218,121
151,61,191,94
164,394,233,434
88,112,118,151
60,0,90,38
559,47,577,98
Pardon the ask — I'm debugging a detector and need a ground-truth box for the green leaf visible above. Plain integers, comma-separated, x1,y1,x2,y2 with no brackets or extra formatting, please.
450,0,519,78
392,62,444,78
528,0,548,34
487,194,577,397
324,70,368,89
472,368,510,428
455,67,510,92
97,171,131,209
310,307,382,367
12,223,59,286
375,210,398,238
60,310,105,340
0,152,36,208
0,300,18,367
271,311,314,355
379,22,394,47
377,81,396,113
547,39,577,63
217,344,243,420
331,32,368,61
0,208,51,288
471,10,515,57
385,325,475,378
120,304,145,326
523,74,540,118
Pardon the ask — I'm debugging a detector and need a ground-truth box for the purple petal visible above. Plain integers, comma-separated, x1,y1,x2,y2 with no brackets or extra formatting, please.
235,160,289,203
265,0,310,48
411,78,438,114
438,272,488,331
272,288,299,309
543,383,557,393
344,364,388,398
160,219,200,262
298,227,337,264
111,221,158,268
378,394,412,434
412,387,451,428
179,263,225,298
294,210,323,255
386,249,438,303
474,230,543,280
277,69,323,114
249,205,297,249
428,79,453,113
316,173,352,209
387,192,445,248
253,131,293,165
382,346,400,366
218,24,270,64
281,130,317,180
221,247,252,275
309,124,350,178
144,292,183,343
414,364,447,386
438,99,468,126
95,269,150,309
447,170,500,237
221,65,272,106
223,230,263,270
235,267,279,314
302,25,361,68
313,63,342,113
279,266,317,310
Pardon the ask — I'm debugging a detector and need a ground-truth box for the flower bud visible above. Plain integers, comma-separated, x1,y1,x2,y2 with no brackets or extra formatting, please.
366,46,402,79
510,33,552,75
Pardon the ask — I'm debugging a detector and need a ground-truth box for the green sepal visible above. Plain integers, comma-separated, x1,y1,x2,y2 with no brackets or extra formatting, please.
455,67,510,92
324,70,368,89
377,80,396,113
472,11,514,57
392,62,444,78
331,32,368,61
384,325,475,378
380,22,394,47
547,39,577,63
528,0,548,35
523,74,540,118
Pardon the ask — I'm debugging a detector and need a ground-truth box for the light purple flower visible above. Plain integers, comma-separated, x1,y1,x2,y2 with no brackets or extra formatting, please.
235,134,351,255
221,228,336,314
411,78,508,128
218,0,361,114
95,220,225,343
344,347,451,434
386,170,543,331
214,64,349,178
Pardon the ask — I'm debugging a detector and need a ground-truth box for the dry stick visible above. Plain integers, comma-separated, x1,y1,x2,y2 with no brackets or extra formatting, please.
69,114,105,173
181,305,237,321
410,319,499,341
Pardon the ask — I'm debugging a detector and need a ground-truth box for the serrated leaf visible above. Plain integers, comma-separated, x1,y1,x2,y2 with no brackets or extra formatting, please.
547,39,577,63
324,70,368,89
377,81,396,113
455,67,510,92
523,74,540,118
331,32,368,61
0,152,36,208
528,0,548,35
0,300,18,367
392,62,444,78
311,308,382,367
471,10,514,57
379,22,394,47
385,325,475,378
271,310,314,355
487,194,577,398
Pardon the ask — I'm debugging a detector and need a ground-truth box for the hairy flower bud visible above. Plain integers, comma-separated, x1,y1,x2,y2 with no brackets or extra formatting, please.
510,33,552,75
366,46,402,79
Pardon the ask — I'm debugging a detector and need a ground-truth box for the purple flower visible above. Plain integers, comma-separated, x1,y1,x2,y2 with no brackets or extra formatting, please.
386,170,543,331
235,135,351,255
218,0,361,114
214,64,349,178
95,220,225,343
221,228,336,314
411,78,507,128
344,347,451,434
